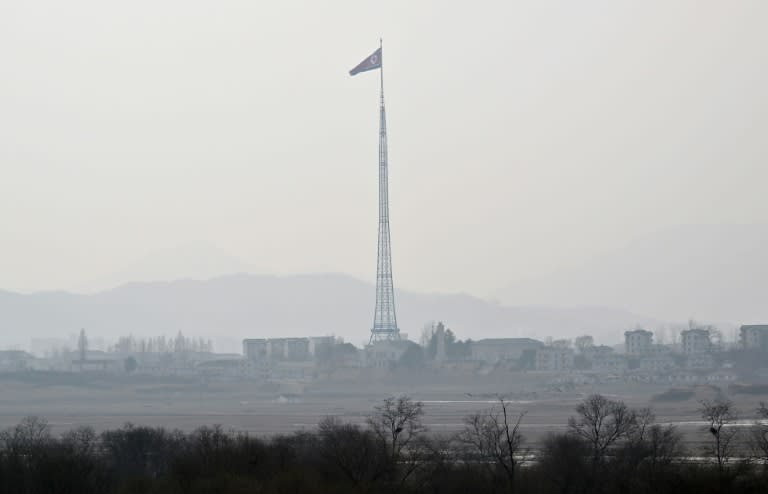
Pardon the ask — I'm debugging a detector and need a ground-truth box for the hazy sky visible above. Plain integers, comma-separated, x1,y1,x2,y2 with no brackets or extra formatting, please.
1,1,766,296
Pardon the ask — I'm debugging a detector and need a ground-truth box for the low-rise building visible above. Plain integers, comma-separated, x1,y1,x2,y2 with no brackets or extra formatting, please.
681,329,711,354
365,339,410,368
666,371,701,383
583,345,614,360
705,370,738,382
685,353,715,370
625,329,653,355
648,344,673,355
535,347,574,371
470,338,544,364
196,358,243,378
243,337,330,363
639,355,675,373
592,354,628,373
71,358,124,373
0,350,34,372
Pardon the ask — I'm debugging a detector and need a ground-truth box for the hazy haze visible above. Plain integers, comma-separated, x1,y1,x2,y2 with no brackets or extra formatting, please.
2,1,766,303
0,273,660,352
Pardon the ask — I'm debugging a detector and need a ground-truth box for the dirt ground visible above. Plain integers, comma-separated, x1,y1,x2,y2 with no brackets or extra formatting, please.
0,371,765,451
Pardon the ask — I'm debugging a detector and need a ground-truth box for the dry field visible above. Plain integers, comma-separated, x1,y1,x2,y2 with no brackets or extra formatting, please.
0,371,765,451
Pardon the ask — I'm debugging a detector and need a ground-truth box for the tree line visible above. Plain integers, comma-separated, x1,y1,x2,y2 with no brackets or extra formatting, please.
1,395,768,493
109,332,214,355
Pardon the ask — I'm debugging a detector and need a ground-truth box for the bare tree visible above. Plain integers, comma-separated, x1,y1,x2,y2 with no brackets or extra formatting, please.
419,321,436,347
537,433,591,494
568,394,638,464
318,416,388,487
0,416,52,455
61,426,99,458
367,395,427,487
748,401,768,464
699,399,739,475
574,335,594,354
458,398,526,493
644,424,684,473
628,407,655,444
368,395,426,463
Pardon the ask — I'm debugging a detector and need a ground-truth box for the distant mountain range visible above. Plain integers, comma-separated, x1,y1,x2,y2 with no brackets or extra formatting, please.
494,223,768,324
4,223,764,353
77,243,259,293
0,274,656,352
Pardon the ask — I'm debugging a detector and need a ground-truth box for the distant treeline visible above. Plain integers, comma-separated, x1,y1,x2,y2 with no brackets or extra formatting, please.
1,395,768,494
109,332,214,355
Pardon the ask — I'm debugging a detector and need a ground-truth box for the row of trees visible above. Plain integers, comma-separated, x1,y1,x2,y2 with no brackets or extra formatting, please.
382,322,473,370
1,395,768,493
109,332,214,355
421,323,472,360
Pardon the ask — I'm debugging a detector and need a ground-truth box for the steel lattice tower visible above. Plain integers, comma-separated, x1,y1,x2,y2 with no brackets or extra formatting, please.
370,49,399,342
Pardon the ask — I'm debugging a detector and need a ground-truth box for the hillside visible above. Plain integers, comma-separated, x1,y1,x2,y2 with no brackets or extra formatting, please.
0,274,655,352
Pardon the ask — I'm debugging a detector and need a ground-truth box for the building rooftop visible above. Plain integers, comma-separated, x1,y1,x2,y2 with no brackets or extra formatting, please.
625,329,653,336
473,338,544,346
0,350,34,360
682,328,710,335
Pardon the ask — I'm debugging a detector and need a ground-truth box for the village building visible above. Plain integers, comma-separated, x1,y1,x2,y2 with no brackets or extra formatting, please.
592,354,628,373
535,346,574,371
470,338,544,364
624,329,653,355
0,350,34,372
243,337,333,363
364,339,410,368
685,353,715,370
740,325,768,350
639,355,675,373
681,328,711,354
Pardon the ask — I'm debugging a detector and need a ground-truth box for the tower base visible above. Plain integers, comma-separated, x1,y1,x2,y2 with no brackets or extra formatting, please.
369,329,401,343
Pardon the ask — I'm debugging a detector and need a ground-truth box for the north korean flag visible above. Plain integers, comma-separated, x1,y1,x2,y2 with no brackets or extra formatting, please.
349,47,382,76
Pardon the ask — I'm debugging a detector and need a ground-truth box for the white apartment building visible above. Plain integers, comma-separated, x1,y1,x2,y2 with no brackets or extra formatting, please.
624,329,653,355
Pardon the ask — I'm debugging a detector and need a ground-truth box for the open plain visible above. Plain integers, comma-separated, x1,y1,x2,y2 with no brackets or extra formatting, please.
2,371,765,452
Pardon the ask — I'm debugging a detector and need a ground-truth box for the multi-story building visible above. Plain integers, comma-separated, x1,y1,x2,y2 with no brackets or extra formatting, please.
267,339,286,360
281,338,310,360
242,337,316,362
740,325,768,350
308,336,335,357
681,329,711,354
243,339,268,361
624,329,653,355
535,347,574,371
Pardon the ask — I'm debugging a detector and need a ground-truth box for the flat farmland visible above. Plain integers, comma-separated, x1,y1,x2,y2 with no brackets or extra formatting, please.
0,372,765,451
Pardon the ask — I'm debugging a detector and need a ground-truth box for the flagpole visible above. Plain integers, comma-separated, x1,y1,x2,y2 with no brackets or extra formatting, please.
379,38,384,103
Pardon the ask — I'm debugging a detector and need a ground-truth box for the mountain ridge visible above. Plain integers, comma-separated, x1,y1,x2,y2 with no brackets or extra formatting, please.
0,273,658,353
